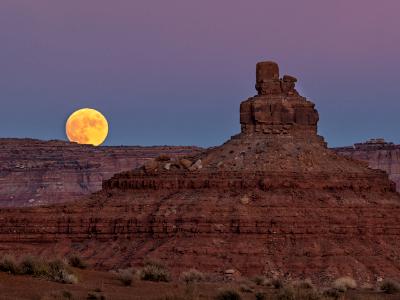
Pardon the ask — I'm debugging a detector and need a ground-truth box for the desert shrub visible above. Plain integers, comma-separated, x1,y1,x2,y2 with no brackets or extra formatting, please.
293,279,315,290
157,296,185,300
380,279,400,294
252,276,268,286
254,292,266,300
271,278,284,289
140,260,170,282
115,268,134,286
322,288,341,299
277,286,295,300
215,289,242,300
87,292,106,300
240,284,254,293
47,259,77,284
277,285,322,300
0,254,19,274
68,254,87,269
180,268,204,284
62,290,73,299
20,255,48,277
332,276,357,292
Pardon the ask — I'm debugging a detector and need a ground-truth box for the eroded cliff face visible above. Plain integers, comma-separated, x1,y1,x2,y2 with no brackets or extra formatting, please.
0,139,200,207
0,61,399,284
333,139,400,192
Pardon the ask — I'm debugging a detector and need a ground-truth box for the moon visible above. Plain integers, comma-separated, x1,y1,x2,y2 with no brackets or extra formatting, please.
66,108,108,146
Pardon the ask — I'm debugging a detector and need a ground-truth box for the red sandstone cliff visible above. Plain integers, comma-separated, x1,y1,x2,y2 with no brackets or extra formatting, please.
0,138,200,207
333,138,400,192
0,61,399,285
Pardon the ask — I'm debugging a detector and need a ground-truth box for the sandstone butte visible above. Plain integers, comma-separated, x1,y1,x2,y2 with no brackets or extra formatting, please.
0,139,200,207
0,61,400,285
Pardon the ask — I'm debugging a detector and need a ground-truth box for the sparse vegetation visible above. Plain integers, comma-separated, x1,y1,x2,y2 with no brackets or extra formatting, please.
68,254,87,269
140,260,170,282
115,268,134,286
0,254,19,274
380,278,400,294
62,290,73,299
332,276,357,292
0,254,77,284
277,285,322,300
293,279,315,290
322,288,341,299
254,292,266,300
87,292,106,300
240,283,254,293
215,289,242,300
180,268,205,284
271,278,284,289
20,255,48,277
252,276,268,286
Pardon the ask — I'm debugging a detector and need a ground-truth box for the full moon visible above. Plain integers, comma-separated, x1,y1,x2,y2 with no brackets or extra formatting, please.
66,108,108,146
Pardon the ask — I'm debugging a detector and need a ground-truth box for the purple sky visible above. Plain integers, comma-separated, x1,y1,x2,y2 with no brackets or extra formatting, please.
1,0,399,147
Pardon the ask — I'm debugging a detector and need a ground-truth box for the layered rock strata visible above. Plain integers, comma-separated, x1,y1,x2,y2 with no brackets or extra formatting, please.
0,139,200,207
334,138,400,192
0,61,399,285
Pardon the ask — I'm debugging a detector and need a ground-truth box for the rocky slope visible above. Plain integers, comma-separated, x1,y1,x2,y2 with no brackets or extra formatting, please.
0,138,200,207
333,138,400,192
0,61,399,285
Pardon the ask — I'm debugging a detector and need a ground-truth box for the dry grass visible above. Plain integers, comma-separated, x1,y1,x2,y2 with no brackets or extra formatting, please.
68,254,87,269
0,254,19,274
180,268,205,284
251,276,269,286
380,279,400,294
140,260,170,282
0,254,77,284
214,289,242,300
115,268,134,286
277,284,323,300
332,276,357,292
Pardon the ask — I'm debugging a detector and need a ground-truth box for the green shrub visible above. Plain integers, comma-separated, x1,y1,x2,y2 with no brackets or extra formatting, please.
140,261,170,282
0,255,19,274
215,289,242,300
380,279,400,294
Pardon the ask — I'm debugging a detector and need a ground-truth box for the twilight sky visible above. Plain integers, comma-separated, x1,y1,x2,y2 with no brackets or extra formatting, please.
1,0,399,147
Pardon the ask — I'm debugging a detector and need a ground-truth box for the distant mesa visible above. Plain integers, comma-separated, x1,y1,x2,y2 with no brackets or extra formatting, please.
0,61,400,285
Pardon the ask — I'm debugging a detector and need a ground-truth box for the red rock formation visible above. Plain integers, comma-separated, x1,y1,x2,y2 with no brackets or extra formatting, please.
333,138,400,192
0,61,399,285
0,138,200,207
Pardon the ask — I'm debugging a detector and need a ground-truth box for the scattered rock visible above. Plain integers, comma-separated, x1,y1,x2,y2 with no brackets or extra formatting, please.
189,159,202,171
179,158,193,169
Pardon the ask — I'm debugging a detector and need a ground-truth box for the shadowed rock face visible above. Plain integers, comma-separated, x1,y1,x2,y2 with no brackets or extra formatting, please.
0,139,201,207
0,61,399,285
